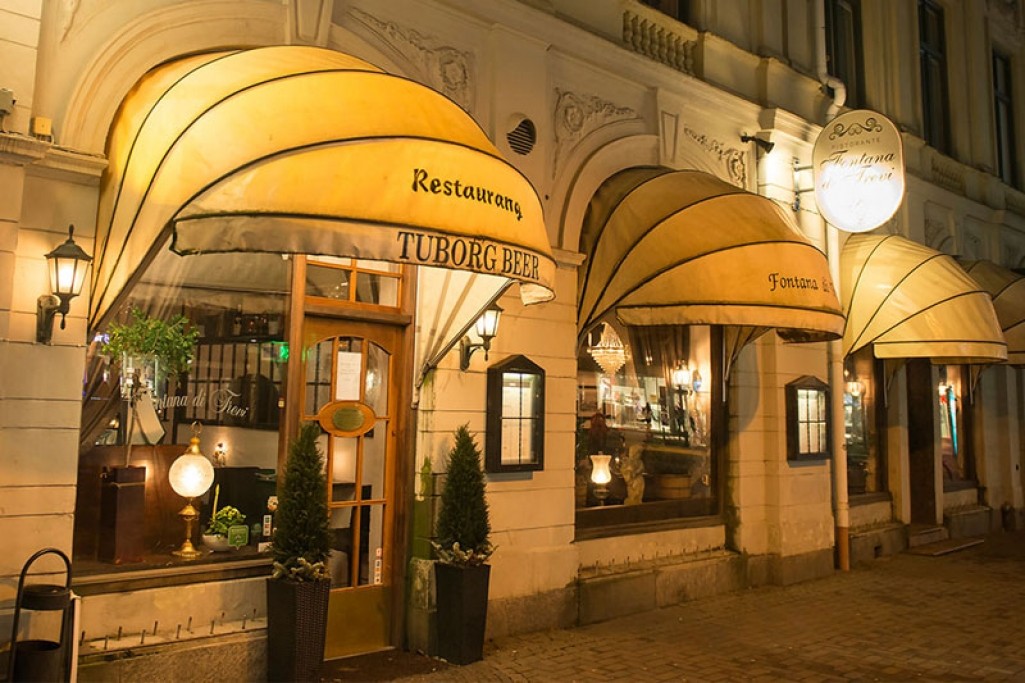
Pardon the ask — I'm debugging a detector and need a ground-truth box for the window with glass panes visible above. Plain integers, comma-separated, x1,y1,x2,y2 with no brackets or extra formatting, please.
826,0,865,108
919,0,950,153
993,51,1017,187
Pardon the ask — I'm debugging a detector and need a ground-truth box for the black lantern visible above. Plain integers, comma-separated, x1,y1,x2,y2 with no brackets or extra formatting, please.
459,302,503,370
37,225,92,344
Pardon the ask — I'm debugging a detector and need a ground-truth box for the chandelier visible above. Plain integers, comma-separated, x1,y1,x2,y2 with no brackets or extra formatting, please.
589,323,627,376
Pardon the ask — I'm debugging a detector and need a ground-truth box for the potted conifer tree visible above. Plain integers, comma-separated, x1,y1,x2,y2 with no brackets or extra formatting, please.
266,423,331,682
433,425,494,664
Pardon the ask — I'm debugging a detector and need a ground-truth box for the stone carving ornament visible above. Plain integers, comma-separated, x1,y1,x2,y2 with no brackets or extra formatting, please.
349,8,475,111
553,89,636,175
683,127,746,187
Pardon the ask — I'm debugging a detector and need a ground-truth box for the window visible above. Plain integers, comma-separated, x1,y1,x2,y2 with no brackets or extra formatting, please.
938,364,974,485
919,0,951,153
575,322,721,533
486,355,545,473
786,376,831,461
993,51,1017,187
825,0,865,108
844,347,885,495
639,0,693,25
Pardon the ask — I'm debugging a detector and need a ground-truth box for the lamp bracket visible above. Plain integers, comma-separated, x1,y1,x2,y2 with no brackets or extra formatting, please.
740,133,775,154
36,294,59,344
459,335,491,371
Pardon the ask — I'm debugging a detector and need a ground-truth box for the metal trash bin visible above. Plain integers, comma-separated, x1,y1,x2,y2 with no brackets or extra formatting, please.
6,549,73,683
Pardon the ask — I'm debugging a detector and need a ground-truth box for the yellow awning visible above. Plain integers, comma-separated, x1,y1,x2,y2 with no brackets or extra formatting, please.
840,234,1006,362
90,45,555,330
577,168,844,341
961,259,1025,365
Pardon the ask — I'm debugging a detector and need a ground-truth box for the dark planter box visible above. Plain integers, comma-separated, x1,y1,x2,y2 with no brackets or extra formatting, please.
266,578,330,682
435,563,491,665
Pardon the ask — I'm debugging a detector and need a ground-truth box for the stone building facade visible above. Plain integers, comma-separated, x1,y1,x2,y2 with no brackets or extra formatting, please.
1,1,1023,679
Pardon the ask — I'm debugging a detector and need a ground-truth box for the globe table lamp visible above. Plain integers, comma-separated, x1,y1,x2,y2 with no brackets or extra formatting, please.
168,426,215,559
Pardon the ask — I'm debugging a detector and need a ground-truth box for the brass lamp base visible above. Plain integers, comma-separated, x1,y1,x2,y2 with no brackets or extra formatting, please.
173,499,203,560
173,539,204,560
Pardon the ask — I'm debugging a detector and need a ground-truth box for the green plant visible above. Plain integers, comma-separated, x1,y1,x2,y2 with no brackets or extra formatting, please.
433,425,493,566
271,423,330,582
205,505,246,537
102,307,200,374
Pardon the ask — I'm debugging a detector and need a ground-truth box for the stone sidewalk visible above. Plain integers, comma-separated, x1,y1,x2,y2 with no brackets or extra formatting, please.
394,531,1025,682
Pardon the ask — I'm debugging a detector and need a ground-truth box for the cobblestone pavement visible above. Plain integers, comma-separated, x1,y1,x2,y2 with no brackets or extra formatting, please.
395,531,1025,682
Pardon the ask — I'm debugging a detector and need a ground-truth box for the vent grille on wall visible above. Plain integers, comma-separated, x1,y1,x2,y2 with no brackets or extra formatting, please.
506,118,536,155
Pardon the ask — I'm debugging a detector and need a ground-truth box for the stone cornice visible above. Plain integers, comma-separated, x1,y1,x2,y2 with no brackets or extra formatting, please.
0,132,107,181
0,132,49,165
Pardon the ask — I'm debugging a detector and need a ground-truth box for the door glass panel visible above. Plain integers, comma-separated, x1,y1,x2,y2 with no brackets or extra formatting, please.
357,504,385,586
335,348,363,401
306,340,333,414
356,273,398,306
365,343,390,416
331,436,358,496
328,506,355,588
362,420,388,500
306,264,351,300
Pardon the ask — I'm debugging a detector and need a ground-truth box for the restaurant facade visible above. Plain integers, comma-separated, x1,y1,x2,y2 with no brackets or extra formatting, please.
2,0,1024,678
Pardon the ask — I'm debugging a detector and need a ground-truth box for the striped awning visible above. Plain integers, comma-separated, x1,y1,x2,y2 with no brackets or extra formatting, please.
577,168,844,343
961,259,1025,365
90,45,555,333
840,234,1006,362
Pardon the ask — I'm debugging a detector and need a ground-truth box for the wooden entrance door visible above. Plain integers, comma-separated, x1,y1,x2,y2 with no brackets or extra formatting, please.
300,317,404,658
906,359,938,524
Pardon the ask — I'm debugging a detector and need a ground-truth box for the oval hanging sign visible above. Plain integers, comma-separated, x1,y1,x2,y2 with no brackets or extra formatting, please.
317,400,376,437
812,109,905,233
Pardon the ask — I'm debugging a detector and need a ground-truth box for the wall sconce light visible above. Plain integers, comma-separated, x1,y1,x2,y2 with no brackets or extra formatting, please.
590,453,612,505
740,133,775,154
672,363,693,391
212,441,228,467
36,225,93,344
168,425,215,559
459,303,503,370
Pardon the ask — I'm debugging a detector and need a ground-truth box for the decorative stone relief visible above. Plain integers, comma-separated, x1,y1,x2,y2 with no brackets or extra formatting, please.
682,126,746,187
552,89,636,175
925,218,954,254
349,8,475,111
963,229,983,260
1002,243,1021,268
879,215,901,235
930,156,966,195
622,10,695,75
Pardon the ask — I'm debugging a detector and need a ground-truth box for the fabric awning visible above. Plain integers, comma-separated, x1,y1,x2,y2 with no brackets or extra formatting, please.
961,259,1025,365
577,168,844,343
840,234,1006,362
90,45,555,338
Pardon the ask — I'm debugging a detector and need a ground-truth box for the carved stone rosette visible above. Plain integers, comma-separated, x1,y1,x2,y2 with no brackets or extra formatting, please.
683,127,747,187
349,8,475,111
552,89,636,175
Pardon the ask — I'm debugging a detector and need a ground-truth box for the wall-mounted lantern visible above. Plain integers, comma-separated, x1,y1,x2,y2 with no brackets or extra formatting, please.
37,225,92,344
459,303,502,371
